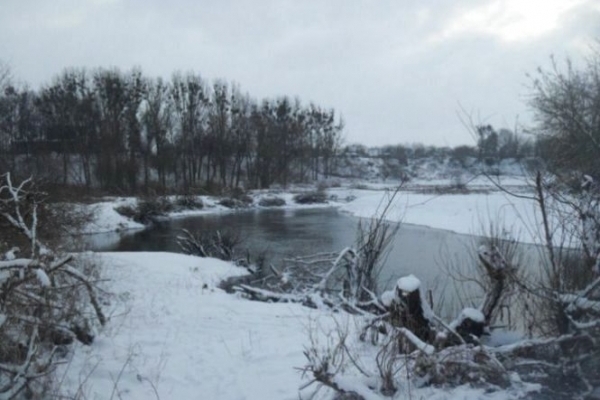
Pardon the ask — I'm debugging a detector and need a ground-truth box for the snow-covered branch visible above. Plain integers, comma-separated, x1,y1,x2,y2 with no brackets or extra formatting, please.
0,173,105,398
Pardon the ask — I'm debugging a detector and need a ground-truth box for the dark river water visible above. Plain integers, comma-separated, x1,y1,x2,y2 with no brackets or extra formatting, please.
83,207,542,317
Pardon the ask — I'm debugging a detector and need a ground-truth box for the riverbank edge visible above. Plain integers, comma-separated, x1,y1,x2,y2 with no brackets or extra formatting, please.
77,178,543,245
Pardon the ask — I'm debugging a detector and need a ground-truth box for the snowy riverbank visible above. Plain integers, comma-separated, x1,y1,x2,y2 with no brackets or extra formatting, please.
81,176,544,245
56,251,538,399
57,177,549,399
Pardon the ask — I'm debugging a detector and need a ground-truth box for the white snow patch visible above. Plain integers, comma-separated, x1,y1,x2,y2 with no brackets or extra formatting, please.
380,289,396,307
450,307,485,330
484,330,525,347
4,247,18,260
461,307,485,323
339,188,549,245
561,294,600,313
57,252,338,399
34,268,50,287
396,274,421,293
81,199,145,234
332,375,384,400
399,327,435,355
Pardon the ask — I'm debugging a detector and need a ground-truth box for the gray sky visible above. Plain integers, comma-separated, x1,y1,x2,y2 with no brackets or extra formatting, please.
1,0,599,146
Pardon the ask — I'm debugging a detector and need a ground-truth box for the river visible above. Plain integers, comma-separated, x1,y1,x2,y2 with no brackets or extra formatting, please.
83,207,543,317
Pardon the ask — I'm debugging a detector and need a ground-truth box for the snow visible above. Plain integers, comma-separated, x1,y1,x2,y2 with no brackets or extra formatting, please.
380,289,396,307
0,258,33,268
561,294,600,313
57,252,335,399
339,188,542,244
398,327,435,355
449,308,485,330
56,251,536,400
34,268,50,287
331,375,384,400
82,199,145,234
396,274,421,293
461,307,485,323
80,191,339,235
58,175,566,397
4,247,18,260
484,330,525,347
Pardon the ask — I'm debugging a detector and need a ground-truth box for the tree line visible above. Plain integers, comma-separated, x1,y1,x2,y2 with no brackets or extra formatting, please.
0,64,343,193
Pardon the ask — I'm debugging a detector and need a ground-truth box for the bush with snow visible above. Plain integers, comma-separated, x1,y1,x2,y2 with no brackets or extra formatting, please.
114,195,174,224
174,194,204,210
0,173,105,399
293,190,328,204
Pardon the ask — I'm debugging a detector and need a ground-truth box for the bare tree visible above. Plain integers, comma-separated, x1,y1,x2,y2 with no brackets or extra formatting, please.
529,49,600,176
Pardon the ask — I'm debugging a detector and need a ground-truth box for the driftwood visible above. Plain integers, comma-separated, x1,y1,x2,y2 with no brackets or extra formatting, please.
233,284,336,309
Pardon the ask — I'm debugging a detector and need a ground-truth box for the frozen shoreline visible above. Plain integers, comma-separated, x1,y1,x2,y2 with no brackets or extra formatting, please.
81,177,544,245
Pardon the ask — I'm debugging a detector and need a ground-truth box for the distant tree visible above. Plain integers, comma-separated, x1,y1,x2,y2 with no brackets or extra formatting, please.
170,72,209,191
516,137,535,159
0,61,10,88
0,63,347,192
141,77,171,190
229,86,253,187
122,68,146,192
38,69,98,187
0,73,19,173
450,145,477,167
497,128,519,159
476,124,498,163
381,144,408,166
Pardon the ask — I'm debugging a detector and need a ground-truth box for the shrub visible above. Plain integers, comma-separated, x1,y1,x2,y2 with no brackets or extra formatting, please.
228,187,253,205
114,204,137,219
0,173,105,398
174,194,204,210
293,190,328,204
114,196,173,224
218,198,245,209
239,194,253,205
177,229,242,261
349,182,370,190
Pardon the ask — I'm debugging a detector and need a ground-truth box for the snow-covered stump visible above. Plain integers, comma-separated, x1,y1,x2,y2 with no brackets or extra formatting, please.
448,308,485,345
390,275,433,342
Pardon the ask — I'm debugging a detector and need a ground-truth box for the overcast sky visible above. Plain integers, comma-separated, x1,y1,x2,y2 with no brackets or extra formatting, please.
1,0,599,146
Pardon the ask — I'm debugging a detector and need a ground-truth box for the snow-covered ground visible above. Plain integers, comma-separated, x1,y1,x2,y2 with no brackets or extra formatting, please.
57,252,538,399
57,252,325,399
339,187,543,244
57,171,553,399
